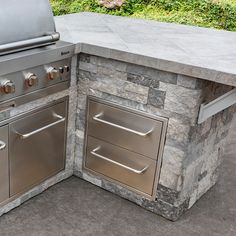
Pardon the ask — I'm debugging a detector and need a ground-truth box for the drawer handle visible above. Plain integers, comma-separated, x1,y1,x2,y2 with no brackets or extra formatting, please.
16,113,66,139
93,113,153,137
0,141,6,151
91,146,149,174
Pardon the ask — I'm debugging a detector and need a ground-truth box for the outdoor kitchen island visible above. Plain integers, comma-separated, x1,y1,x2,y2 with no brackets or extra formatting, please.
0,12,235,221
56,13,236,221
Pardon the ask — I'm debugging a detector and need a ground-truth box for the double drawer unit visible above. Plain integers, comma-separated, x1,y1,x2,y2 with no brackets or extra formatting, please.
83,97,168,199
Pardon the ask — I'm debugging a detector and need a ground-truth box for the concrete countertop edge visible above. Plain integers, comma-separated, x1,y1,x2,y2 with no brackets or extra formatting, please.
56,12,236,87
75,42,236,87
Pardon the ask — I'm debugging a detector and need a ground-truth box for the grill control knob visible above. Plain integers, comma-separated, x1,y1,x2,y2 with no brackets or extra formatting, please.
0,80,15,94
64,65,70,73
59,67,64,74
47,67,59,80
25,73,38,87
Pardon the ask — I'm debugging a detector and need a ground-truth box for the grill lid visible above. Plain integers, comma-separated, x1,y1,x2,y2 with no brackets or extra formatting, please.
0,0,60,55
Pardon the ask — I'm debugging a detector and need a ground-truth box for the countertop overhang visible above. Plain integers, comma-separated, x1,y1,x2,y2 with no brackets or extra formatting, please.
55,12,236,87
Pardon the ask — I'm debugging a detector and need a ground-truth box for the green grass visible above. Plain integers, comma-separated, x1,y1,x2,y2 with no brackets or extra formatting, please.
50,0,236,31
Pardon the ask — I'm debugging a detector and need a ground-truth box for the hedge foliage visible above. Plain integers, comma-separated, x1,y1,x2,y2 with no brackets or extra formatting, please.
50,0,236,31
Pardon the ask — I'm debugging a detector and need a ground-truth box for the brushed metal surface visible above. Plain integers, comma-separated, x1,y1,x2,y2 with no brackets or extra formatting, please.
17,114,66,139
0,125,9,203
93,113,154,137
87,99,164,160
0,0,57,53
85,136,157,196
90,146,149,174
0,58,71,103
0,41,75,76
9,101,67,197
0,82,69,114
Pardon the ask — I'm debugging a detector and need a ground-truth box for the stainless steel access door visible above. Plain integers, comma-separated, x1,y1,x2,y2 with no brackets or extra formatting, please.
0,125,9,203
9,101,67,197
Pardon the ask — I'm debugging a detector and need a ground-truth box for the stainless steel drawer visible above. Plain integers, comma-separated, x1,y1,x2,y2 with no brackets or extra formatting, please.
87,98,167,160
85,136,158,197
9,101,67,196
0,125,9,203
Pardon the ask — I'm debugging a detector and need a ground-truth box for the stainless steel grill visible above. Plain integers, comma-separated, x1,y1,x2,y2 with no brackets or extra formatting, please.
0,0,74,207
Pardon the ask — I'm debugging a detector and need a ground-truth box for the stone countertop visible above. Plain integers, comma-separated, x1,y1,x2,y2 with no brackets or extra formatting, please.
55,12,236,87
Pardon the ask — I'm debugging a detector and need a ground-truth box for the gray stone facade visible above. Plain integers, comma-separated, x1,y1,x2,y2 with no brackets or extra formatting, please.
75,53,235,221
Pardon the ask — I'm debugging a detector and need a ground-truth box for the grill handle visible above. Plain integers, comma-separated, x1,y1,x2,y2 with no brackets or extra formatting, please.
90,146,149,174
93,113,153,137
0,33,60,56
0,141,6,151
16,113,65,140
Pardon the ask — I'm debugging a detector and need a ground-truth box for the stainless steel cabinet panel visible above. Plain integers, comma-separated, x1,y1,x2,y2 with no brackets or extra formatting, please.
85,136,158,196
87,99,165,160
9,101,67,197
0,125,9,203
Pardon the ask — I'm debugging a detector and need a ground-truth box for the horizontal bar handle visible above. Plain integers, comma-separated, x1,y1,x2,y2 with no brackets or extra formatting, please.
91,146,149,174
0,33,60,56
0,141,6,151
93,113,153,137
17,113,65,140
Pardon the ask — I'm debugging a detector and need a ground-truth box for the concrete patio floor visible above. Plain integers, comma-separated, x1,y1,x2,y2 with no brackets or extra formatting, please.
0,116,235,236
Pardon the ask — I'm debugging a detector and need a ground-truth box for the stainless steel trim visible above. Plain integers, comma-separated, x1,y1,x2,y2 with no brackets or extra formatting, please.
91,146,149,174
16,113,65,140
93,113,154,137
0,141,6,150
198,88,236,124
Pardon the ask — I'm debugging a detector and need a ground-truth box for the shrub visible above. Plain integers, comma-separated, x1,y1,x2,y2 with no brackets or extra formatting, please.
50,0,236,31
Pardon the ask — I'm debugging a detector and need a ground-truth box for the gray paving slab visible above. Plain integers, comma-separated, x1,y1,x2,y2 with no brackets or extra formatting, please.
55,12,236,87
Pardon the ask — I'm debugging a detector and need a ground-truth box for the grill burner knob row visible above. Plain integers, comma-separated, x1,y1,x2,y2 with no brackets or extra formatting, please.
47,67,59,80
25,73,38,87
0,80,15,94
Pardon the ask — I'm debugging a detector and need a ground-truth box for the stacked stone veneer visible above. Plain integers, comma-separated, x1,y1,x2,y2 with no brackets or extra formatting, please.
74,53,235,221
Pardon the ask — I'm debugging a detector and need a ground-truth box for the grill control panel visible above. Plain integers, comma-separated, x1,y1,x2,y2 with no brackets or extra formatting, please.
0,58,71,99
